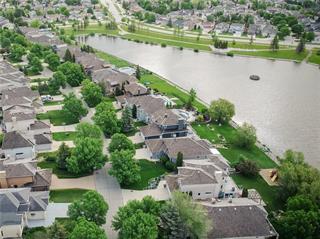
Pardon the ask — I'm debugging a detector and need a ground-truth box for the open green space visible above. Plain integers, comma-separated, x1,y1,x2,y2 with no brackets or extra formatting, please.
43,100,63,106
308,48,320,65
52,131,78,141
36,110,79,126
38,161,90,178
232,174,283,211
230,49,308,62
122,159,169,190
64,24,119,36
192,123,277,169
50,189,91,203
96,50,131,68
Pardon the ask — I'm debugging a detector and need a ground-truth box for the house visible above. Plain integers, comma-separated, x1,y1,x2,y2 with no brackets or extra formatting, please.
145,137,213,162
2,105,36,132
0,60,29,92
205,200,278,238
261,24,277,38
0,16,14,29
214,22,229,34
247,24,262,37
74,52,107,74
229,23,245,36
92,68,137,95
1,131,35,160
124,82,149,97
0,188,49,239
0,160,52,191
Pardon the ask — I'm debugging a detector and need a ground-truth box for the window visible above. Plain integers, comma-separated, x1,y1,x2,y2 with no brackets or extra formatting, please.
30,213,36,216
205,192,211,194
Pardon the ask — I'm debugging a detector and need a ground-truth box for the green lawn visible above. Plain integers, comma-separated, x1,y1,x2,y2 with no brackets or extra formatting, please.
122,159,168,190
231,49,308,62
64,24,119,36
38,161,91,178
50,189,91,203
232,174,283,211
43,100,63,106
308,48,320,65
52,131,78,141
96,50,132,68
36,110,79,126
192,123,277,169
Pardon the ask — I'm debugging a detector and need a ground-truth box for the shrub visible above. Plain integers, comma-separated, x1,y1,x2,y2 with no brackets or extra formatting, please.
227,52,234,57
194,49,199,52
233,123,257,149
179,46,183,50
235,155,259,177
161,43,167,47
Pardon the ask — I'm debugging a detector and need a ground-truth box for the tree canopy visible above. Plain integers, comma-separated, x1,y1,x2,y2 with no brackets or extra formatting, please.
209,98,235,124
233,122,257,149
57,62,85,86
63,93,87,122
108,133,135,154
76,122,102,140
69,218,107,239
81,79,104,107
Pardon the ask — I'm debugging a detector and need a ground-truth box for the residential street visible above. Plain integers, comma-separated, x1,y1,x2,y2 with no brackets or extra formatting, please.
95,163,123,239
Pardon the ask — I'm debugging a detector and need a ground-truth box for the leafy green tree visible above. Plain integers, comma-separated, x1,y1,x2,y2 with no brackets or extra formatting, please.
108,133,135,154
233,122,257,149
159,203,189,239
56,142,71,169
52,71,67,88
57,62,85,86
29,44,43,58
63,93,87,122
27,53,43,75
47,221,67,239
270,35,279,51
186,88,196,110
63,48,74,62
45,53,61,71
1,38,11,49
9,44,25,62
121,106,134,133
76,122,102,139
305,31,315,42
69,218,106,239
136,65,141,80
81,79,103,107
170,191,212,239
109,150,140,186
235,155,259,177
296,37,305,54
176,152,183,167
93,101,120,136
68,191,108,225
291,24,304,37
66,137,105,174
209,98,235,124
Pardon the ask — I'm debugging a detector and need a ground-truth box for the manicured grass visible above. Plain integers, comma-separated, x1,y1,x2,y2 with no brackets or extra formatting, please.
231,49,308,62
52,131,78,141
192,123,277,169
64,24,119,36
38,161,91,178
43,100,62,106
122,159,168,190
50,189,91,203
308,48,320,65
232,174,283,211
36,110,79,126
96,50,131,68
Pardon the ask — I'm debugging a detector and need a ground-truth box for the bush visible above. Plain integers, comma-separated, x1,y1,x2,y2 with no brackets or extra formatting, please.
160,155,176,171
235,155,259,177
194,49,199,52
227,52,234,57
161,43,167,47
233,123,257,149
179,46,183,50
317,49,320,56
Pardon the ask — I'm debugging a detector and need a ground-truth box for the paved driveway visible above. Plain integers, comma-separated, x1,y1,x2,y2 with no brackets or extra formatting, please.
129,132,144,144
50,124,77,132
95,163,123,239
42,105,63,112
51,174,95,190
27,203,69,228
50,140,75,151
135,148,152,160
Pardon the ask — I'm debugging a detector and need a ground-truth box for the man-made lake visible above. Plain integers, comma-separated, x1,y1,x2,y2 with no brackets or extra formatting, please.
79,35,320,169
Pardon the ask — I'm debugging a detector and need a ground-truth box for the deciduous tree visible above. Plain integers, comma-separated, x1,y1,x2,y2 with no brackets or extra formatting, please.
209,98,235,124
81,79,103,107
69,218,106,239
63,93,87,122
57,62,85,86
108,133,135,154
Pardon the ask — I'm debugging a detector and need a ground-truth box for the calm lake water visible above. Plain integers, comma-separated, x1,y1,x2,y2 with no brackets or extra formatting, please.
79,35,320,169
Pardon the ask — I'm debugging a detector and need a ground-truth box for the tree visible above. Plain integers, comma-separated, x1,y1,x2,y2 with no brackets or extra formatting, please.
305,31,315,42
45,53,60,71
29,44,43,58
63,48,73,62
186,88,196,110
159,203,189,239
69,218,106,239
57,62,85,86
108,133,135,154
93,101,120,136
56,142,71,169
48,71,66,95
291,23,304,37
233,122,257,149
47,221,67,239
169,191,212,239
109,150,140,185
235,155,259,177
176,152,183,167
136,65,141,80
27,54,43,75
76,122,102,139
63,93,87,122
209,98,235,124
9,44,25,62
132,104,137,119
66,137,105,174
296,37,305,54
68,191,108,225
270,35,279,51
112,196,161,237
81,79,103,107
121,106,134,132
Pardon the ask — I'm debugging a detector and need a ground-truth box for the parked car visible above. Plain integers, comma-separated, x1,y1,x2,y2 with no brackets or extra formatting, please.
41,95,53,102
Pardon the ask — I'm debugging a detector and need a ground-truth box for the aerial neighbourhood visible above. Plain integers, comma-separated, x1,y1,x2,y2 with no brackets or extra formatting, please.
0,0,319,239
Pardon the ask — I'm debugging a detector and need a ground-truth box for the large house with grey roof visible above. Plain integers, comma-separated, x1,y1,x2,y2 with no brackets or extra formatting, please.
0,60,28,92
0,188,49,239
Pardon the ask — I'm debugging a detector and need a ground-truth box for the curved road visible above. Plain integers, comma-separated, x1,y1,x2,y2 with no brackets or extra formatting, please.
101,0,122,23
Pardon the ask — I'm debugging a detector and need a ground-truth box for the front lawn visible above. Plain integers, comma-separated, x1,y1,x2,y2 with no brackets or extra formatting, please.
52,132,78,141
96,50,131,68
192,123,277,169
232,174,283,211
122,159,169,190
38,161,91,179
36,110,79,126
43,100,63,106
308,48,320,65
50,189,91,203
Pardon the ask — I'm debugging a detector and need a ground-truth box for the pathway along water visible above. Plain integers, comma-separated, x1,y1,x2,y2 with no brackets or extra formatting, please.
78,35,320,169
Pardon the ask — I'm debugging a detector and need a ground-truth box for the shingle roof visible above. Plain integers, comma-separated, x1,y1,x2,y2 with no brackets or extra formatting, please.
124,82,148,96
30,120,50,130
1,87,39,107
178,167,218,185
34,134,52,145
140,123,162,137
127,95,165,116
3,105,36,123
32,169,52,189
4,162,37,178
206,205,278,238
2,131,34,149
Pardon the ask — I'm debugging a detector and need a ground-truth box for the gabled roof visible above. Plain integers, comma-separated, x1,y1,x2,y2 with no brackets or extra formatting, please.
3,105,36,123
34,134,52,145
124,82,148,96
4,162,37,178
1,86,39,107
2,131,34,149
178,167,218,185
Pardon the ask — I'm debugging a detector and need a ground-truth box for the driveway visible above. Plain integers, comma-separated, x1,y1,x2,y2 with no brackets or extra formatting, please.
129,132,144,144
50,124,77,132
27,203,70,228
135,148,152,160
95,163,123,239
51,174,95,190
50,140,75,151
42,105,62,112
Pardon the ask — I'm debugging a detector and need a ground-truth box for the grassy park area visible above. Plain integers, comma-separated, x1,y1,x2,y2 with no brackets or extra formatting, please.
52,132,78,141
308,48,320,65
50,189,91,203
64,24,119,36
36,110,79,126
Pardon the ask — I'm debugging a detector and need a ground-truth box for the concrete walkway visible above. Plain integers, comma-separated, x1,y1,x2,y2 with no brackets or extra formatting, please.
42,104,62,112
95,163,123,239
50,124,77,132
51,174,95,190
